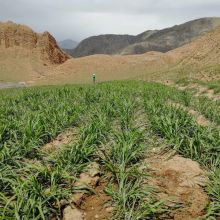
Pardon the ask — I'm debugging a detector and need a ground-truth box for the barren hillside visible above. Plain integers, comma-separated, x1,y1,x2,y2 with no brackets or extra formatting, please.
0,21,219,85
122,17,220,55
0,21,69,82
70,17,220,57
34,26,220,85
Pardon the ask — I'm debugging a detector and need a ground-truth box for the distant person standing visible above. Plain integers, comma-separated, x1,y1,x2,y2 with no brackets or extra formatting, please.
92,73,96,84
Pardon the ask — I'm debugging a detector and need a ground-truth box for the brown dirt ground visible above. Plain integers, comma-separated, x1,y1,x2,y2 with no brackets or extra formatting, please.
198,88,220,101
62,161,113,220
145,150,209,220
63,149,210,220
175,83,220,101
41,128,78,154
80,178,113,220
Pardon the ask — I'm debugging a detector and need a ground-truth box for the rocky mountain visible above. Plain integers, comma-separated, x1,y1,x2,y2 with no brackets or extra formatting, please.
0,21,69,64
58,39,78,49
71,34,136,57
122,17,220,55
36,25,220,85
0,19,219,85
0,21,69,82
70,17,220,57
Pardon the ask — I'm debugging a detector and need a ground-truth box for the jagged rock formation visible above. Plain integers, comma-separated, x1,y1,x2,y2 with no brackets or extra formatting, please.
0,21,69,64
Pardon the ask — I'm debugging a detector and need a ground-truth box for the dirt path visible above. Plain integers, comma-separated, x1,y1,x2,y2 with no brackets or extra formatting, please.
162,80,220,101
168,101,212,126
145,150,209,220
175,83,220,101
0,82,26,89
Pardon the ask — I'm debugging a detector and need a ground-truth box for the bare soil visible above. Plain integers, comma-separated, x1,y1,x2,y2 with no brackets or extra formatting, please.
202,89,220,101
145,150,209,220
80,178,113,220
42,128,78,154
176,83,220,101
62,162,113,220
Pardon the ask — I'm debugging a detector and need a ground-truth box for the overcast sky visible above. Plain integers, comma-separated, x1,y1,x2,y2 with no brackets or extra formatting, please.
0,0,220,42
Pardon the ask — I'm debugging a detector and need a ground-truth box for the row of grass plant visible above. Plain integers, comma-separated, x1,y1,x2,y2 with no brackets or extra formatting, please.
0,80,219,219
145,82,220,125
99,94,162,219
0,85,116,219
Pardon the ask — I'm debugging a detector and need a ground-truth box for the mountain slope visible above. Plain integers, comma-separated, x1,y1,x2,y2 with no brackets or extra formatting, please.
0,20,219,85
36,26,220,85
71,34,136,57
122,17,220,55
58,39,78,49
70,17,220,58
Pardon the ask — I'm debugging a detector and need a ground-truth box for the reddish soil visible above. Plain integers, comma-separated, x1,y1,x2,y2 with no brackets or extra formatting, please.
62,162,113,220
80,178,113,220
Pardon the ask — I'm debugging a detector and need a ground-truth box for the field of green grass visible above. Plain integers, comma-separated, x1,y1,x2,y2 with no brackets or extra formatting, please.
0,81,219,219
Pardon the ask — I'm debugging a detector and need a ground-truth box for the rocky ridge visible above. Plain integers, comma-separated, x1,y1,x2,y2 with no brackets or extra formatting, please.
0,21,69,64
